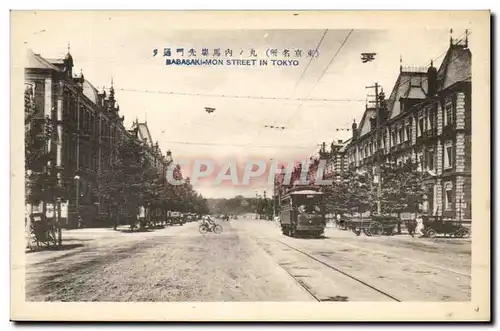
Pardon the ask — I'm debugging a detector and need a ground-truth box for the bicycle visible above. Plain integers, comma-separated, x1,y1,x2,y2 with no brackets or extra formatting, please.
199,221,223,235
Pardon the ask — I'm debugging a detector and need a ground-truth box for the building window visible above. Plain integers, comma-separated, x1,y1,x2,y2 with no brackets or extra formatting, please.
405,126,411,141
427,150,435,170
444,102,453,126
444,182,453,211
398,128,404,144
428,110,435,131
418,117,424,136
392,131,397,146
444,141,454,169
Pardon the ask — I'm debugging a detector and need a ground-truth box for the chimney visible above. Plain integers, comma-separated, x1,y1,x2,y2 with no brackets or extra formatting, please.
427,60,438,97
352,119,357,139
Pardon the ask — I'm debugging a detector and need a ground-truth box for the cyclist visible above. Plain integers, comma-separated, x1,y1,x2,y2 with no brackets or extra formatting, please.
202,215,216,229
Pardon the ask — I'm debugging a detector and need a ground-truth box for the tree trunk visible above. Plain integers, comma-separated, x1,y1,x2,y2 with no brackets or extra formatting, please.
397,212,402,234
139,217,146,231
56,198,62,246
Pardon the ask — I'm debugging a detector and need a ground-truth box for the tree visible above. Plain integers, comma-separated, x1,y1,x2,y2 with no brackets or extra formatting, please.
377,160,428,233
323,169,372,217
25,85,55,206
95,166,123,230
25,84,70,245
102,136,162,231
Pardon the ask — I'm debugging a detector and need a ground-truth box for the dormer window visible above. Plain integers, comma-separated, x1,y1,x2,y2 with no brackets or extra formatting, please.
369,117,376,131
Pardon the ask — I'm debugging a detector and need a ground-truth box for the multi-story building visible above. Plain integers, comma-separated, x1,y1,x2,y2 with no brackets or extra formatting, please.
130,119,171,176
129,119,173,219
332,36,471,220
25,48,173,227
322,139,350,183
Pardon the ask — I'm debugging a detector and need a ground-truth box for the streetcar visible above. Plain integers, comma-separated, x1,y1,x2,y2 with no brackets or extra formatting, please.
279,186,326,238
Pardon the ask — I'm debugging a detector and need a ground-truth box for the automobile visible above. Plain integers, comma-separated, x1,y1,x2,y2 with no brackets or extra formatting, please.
168,211,185,226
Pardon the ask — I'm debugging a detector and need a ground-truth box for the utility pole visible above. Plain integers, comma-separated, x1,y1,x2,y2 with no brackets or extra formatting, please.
272,183,276,219
263,189,268,220
366,82,382,214
56,82,64,245
75,94,80,227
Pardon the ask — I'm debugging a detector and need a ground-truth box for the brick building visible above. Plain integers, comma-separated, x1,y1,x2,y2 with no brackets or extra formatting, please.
319,37,471,220
24,48,173,227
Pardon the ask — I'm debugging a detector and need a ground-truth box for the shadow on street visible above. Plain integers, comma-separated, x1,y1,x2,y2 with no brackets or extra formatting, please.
26,243,85,253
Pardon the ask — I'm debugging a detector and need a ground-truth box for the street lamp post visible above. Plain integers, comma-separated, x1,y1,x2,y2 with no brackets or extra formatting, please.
373,165,381,214
74,175,80,227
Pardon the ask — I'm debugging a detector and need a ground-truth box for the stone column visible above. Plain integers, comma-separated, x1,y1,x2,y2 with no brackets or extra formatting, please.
455,92,466,175
437,102,443,135
456,133,466,172
455,176,465,220
411,115,417,145
456,92,466,130
56,97,63,169
434,179,442,216
435,137,443,216
436,140,443,176
44,78,52,156
98,115,102,173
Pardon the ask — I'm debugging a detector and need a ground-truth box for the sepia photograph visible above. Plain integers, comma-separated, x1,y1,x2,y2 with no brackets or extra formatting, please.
10,10,490,321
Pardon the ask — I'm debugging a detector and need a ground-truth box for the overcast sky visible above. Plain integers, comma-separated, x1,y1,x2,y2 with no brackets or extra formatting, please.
17,11,471,198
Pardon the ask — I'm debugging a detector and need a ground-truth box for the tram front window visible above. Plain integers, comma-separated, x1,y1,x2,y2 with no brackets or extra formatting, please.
294,196,321,214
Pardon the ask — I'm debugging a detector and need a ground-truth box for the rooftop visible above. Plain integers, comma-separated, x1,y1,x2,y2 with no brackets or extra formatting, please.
25,49,61,71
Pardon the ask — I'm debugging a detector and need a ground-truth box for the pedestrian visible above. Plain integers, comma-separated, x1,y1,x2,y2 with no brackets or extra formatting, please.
415,214,424,237
77,215,84,228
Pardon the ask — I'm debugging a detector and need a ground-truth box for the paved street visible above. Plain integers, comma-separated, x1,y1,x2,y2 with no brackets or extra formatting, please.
24,218,471,302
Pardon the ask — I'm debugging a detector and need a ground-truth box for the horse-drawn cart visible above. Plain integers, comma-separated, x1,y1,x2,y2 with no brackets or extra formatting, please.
27,213,60,251
345,214,399,236
421,216,470,238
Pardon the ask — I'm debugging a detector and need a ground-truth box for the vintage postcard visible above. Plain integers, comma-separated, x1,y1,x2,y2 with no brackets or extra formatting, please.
10,10,491,321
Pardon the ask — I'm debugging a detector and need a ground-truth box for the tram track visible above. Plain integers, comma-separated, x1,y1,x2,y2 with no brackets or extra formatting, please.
243,221,470,302
276,239,402,302
277,262,322,302
322,234,471,279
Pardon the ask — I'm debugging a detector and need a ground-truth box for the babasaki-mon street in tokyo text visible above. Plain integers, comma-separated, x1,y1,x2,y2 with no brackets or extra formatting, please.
156,47,317,66
165,58,300,66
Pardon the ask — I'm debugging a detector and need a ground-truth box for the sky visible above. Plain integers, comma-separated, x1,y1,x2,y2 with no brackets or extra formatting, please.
15,11,472,198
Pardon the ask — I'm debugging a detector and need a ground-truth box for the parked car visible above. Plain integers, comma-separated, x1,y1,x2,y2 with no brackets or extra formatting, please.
168,211,185,226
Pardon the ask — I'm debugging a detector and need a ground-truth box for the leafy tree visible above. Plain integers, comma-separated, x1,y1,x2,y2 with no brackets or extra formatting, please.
377,160,427,232
24,85,56,206
323,168,372,217
25,84,69,245
99,136,159,231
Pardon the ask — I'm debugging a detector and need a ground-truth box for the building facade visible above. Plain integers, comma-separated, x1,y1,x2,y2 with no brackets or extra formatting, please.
25,49,173,227
320,37,471,220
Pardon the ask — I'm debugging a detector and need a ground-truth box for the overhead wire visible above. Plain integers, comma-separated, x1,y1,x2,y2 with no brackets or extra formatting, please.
110,88,365,103
282,29,355,128
160,140,319,150
266,29,329,130
69,31,471,152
